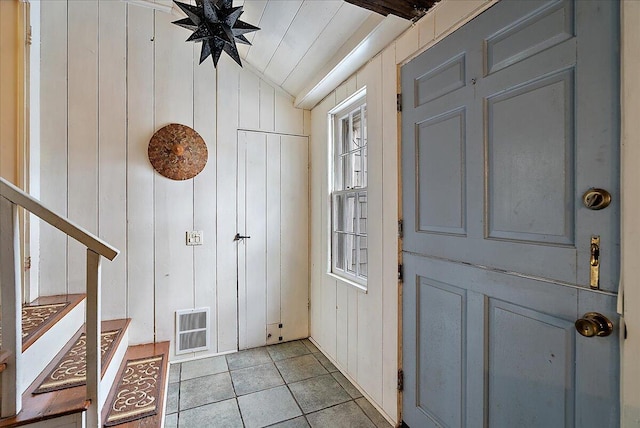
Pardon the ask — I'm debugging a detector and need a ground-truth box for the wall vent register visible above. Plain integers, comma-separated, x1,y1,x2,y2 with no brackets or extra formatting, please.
175,307,210,354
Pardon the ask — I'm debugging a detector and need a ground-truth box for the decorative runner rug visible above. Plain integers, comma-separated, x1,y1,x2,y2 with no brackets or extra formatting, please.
0,302,70,346
104,354,165,426
33,329,122,394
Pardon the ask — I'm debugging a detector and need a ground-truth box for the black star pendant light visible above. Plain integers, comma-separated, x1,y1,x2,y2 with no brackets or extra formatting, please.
172,0,259,68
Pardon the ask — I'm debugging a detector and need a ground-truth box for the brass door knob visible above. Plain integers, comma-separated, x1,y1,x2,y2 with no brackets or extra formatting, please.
575,312,613,337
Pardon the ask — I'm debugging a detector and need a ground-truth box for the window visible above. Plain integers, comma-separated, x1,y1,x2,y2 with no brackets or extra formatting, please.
330,90,367,288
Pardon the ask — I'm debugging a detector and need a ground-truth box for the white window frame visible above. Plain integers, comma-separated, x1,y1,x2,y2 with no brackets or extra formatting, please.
328,88,367,291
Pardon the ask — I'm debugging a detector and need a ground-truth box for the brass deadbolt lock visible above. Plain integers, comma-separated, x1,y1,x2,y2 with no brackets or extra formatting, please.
582,188,611,210
575,312,613,337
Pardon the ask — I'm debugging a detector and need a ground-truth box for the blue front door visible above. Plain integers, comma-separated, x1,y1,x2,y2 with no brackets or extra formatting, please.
401,1,620,426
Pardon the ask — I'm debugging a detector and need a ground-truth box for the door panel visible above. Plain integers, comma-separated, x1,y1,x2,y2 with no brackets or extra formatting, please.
487,299,575,427
403,253,619,427
415,279,465,428
486,69,574,245
237,131,309,350
484,0,573,75
402,0,619,291
402,0,619,426
417,109,466,235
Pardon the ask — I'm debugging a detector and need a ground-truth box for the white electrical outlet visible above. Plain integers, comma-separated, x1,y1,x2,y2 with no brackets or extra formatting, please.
186,231,203,246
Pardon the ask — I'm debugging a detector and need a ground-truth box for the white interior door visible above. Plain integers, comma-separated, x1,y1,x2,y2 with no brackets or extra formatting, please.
237,130,309,350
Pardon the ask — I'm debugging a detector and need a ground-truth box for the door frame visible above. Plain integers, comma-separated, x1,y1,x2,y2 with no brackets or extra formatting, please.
620,1,640,425
1,0,34,302
394,0,639,425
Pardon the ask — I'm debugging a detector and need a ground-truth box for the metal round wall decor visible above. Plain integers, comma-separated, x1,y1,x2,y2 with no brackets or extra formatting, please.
148,124,208,180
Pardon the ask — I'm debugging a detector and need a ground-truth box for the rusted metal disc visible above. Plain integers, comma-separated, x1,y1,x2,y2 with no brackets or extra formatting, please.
148,124,208,180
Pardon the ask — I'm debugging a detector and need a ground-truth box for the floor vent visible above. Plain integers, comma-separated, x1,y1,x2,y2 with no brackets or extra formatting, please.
175,308,210,354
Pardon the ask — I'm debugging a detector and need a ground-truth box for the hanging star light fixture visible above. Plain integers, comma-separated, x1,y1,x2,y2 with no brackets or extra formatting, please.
172,0,259,68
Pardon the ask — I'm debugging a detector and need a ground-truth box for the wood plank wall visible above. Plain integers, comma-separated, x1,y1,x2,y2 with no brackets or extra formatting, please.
310,63,397,425
38,0,308,360
309,0,495,424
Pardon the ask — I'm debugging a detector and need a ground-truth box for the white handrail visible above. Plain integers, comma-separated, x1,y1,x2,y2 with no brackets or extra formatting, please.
0,178,118,260
0,198,22,417
0,177,119,426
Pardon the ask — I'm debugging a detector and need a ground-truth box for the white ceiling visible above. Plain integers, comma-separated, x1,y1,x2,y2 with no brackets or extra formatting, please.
234,0,411,108
146,0,412,108
236,1,370,94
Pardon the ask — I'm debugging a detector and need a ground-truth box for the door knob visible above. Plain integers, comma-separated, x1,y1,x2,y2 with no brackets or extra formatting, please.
575,312,613,337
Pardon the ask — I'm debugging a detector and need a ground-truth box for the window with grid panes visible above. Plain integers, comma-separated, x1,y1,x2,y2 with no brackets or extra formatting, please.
330,92,367,288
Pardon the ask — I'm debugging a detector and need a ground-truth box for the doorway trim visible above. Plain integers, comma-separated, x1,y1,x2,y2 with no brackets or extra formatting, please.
620,1,640,425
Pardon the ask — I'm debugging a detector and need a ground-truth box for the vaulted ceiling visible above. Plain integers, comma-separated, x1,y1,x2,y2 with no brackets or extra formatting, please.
232,0,415,108
149,0,421,108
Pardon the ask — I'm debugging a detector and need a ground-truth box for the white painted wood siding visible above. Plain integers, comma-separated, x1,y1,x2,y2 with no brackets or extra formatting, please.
39,0,68,297
38,1,308,360
308,1,496,424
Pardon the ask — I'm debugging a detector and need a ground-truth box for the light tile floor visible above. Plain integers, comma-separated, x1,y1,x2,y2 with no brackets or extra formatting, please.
165,339,392,428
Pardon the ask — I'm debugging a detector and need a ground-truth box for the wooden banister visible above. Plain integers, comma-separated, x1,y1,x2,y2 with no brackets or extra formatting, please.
0,177,119,426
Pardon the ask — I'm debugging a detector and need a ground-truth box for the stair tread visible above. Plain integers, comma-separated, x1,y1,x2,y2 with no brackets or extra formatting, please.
0,319,130,427
102,342,171,428
22,294,85,351
0,294,86,353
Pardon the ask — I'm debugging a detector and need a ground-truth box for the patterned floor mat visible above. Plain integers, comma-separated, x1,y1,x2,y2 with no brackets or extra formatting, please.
104,354,165,426
0,302,70,346
33,328,122,394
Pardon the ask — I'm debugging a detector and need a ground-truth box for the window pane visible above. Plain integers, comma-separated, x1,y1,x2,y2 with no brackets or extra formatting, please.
358,236,368,279
358,192,367,235
344,194,357,233
342,152,365,189
341,116,350,155
333,194,344,232
361,147,368,188
340,152,353,189
351,109,363,151
334,156,342,190
334,232,344,271
346,234,356,274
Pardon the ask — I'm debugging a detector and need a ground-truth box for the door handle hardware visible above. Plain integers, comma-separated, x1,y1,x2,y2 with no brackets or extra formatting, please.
233,233,251,242
575,312,613,337
590,235,600,289
582,188,611,210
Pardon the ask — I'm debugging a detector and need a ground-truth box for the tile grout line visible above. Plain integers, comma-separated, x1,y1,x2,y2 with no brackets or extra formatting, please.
169,340,388,427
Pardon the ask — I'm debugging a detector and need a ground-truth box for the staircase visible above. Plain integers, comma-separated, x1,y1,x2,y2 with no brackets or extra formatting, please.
0,178,169,427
